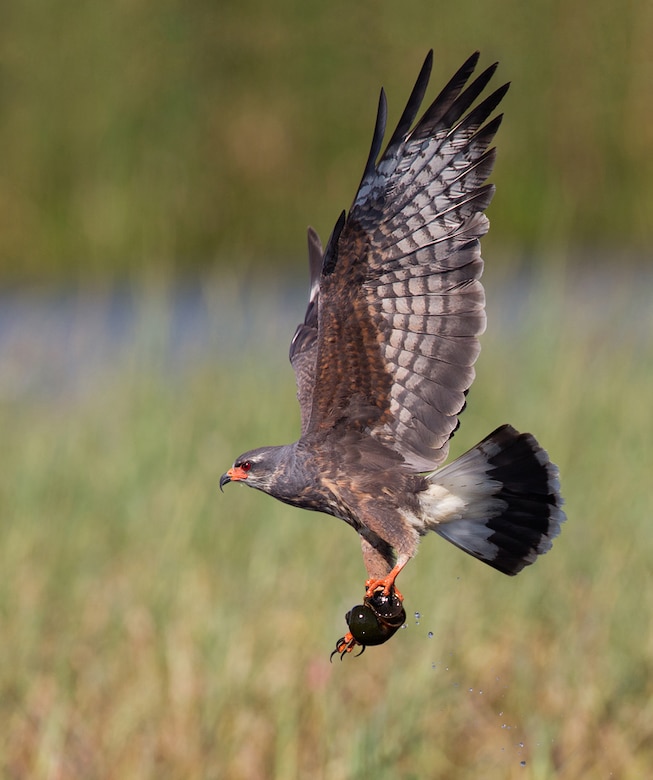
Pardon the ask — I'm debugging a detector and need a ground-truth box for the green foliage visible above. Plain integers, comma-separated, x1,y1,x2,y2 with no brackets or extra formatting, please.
1,272,651,777
1,0,652,281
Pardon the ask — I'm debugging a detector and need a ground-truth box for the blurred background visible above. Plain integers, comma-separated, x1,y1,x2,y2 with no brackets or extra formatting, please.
1,0,651,282
1,1,652,778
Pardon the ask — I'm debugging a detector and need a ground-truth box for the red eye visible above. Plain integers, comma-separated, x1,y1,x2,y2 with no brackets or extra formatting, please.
241,461,252,472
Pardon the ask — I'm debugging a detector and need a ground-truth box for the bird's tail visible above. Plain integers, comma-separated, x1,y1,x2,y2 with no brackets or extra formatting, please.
420,424,565,575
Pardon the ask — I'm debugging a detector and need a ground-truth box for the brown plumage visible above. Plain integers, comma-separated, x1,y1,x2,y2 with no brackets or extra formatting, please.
220,51,565,653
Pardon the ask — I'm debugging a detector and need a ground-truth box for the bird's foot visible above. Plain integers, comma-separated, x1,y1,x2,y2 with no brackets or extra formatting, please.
364,560,407,600
364,576,404,601
330,588,406,661
330,632,365,661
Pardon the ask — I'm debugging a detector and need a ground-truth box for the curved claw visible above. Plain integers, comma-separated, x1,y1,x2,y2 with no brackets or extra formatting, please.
330,632,365,662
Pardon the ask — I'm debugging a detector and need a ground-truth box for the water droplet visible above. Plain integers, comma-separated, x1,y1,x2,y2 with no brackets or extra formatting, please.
518,742,524,749
414,611,421,624
520,760,526,767
427,631,433,638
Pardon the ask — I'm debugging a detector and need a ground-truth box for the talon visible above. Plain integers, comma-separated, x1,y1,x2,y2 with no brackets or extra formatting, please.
365,577,404,602
330,632,365,661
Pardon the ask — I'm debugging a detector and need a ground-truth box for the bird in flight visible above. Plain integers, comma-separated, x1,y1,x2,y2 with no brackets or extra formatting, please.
220,51,565,657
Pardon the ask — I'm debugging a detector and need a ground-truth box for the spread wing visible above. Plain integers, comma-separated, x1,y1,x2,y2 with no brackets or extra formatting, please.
289,227,323,433
304,51,509,470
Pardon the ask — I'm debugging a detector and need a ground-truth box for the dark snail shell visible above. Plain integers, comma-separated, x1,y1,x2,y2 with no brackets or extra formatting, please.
346,590,406,646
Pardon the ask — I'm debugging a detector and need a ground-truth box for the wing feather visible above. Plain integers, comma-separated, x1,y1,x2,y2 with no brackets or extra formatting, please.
289,227,323,434
303,53,508,469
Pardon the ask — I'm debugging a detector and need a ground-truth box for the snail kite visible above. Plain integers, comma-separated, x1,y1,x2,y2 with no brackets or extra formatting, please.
221,51,565,654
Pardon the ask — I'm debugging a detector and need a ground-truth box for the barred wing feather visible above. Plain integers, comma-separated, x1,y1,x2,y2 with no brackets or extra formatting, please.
302,52,509,471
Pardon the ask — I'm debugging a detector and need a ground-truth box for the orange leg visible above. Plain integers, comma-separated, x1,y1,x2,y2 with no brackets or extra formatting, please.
364,559,407,601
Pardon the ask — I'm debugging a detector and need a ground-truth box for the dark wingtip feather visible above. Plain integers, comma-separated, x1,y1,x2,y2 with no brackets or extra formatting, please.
321,210,347,276
406,51,483,142
454,82,510,139
438,62,500,130
359,88,388,184
382,49,434,156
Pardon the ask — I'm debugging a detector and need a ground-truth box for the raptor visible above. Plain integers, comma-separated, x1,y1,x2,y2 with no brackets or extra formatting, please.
220,51,565,656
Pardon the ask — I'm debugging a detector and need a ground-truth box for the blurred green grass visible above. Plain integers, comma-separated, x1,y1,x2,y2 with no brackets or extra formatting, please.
1,272,651,778
1,0,652,281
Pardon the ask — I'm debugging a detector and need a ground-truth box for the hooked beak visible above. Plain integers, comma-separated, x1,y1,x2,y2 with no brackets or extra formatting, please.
219,466,249,492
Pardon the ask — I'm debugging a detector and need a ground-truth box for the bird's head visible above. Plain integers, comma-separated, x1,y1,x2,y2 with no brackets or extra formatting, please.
219,446,287,494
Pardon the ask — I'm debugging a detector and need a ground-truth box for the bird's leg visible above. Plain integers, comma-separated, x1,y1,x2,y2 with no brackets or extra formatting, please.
365,558,408,600
360,536,405,600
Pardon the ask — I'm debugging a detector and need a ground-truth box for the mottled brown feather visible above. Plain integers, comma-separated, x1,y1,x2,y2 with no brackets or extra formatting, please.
309,220,394,432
